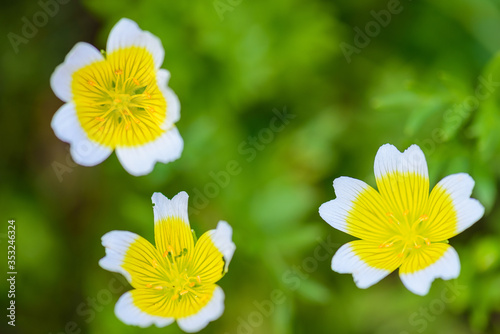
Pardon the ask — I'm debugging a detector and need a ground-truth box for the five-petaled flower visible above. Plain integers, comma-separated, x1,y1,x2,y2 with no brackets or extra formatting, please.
99,191,236,332
319,144,484,295
50,18,182,176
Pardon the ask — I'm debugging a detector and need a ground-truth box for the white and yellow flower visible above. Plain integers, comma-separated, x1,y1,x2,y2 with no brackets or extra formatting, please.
319,144,484,295
50,18,182,176
99,191,235,332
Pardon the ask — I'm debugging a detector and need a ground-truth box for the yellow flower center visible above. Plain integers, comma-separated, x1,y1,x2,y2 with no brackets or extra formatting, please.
378,211,432,257
71,47,168,148
147,247,205,302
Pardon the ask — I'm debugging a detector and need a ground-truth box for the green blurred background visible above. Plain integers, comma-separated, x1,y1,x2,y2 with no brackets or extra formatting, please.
1,0,500,333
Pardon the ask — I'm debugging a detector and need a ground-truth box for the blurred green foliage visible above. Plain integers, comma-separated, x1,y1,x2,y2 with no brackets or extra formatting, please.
1,0,500,333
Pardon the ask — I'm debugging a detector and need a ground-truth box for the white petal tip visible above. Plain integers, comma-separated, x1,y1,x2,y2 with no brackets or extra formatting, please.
116,128,183,176
331,243,392,290
211,221,236,271
115,291,175,328
374,143,428,179
400,247,460,296
152,191,189,224
177,286,225,333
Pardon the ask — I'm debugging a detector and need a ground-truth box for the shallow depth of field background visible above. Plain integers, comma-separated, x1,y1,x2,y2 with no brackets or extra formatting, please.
1,0,500,333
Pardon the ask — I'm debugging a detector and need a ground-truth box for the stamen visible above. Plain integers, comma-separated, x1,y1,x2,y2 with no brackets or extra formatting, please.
88,80,96,86
115,69,123,75
189,282,195,287
398,243,408,257
378,236,402,248
414,235,431,246
196,276,201,284
152,259,158,268
171,294,179,301
99,106,117,120
95,117,105,122
410,214,429,230
184,287,199,297
114,98,122,104
146,283,152,288
133,78,140,86
144,92,152,99
385,212,402,225
180,290,189,296
134,118,141,124
124,122,131,131
167,245,175,254
163,250,169,258
154,285,163,290
403,209,409,216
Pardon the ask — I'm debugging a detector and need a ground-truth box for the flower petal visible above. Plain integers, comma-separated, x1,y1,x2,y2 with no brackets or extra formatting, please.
114,284,224,332
374,144,429,179
188,221,236,284
51,102,112,166
423,173,485,241
51,42,104,102
115,290,175,328
319,177,396,242
106,18,164,69
374,144,430,225
151,192,194,266
157,68,181,127
400,243,460,296
99,231,166,289
115,127,183,176
332,240,403,289
177,285,225,333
